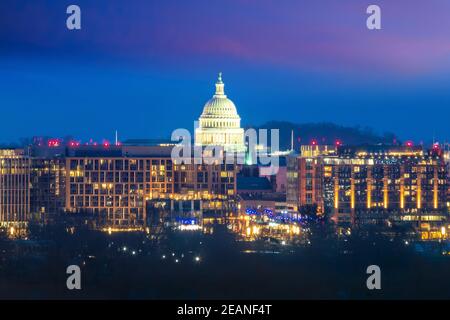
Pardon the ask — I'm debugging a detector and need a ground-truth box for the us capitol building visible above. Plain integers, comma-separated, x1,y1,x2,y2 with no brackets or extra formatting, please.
195,73,246,153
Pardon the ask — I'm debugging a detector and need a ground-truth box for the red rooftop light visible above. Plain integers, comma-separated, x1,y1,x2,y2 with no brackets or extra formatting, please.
68,141,80,148
405,141,414,147
47,139,60,148
311,139,318,146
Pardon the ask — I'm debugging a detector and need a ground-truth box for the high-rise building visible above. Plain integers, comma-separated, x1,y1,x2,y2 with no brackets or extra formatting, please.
29,143,67,220
30,157,67,218
63,145,237,228
0,149,30,232
195,73,246,153
288,145,448,225
287,146,337,213
65,148,173,227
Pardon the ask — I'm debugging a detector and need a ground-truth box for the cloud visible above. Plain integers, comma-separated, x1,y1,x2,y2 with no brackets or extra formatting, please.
2,0,450,76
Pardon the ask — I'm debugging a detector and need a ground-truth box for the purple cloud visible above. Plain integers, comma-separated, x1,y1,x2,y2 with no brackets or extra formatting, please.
1,0,450,76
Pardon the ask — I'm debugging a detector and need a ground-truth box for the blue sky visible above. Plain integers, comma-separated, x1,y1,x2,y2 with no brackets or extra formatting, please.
0,0,449,144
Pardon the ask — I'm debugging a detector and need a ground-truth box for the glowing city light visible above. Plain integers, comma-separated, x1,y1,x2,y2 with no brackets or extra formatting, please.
47,139,61,147
178,224,202,231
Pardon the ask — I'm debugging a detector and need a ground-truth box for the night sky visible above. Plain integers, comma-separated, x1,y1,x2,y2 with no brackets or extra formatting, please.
0,0,449,144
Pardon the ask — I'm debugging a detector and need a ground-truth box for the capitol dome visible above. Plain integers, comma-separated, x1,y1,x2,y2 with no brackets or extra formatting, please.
195,73,246,153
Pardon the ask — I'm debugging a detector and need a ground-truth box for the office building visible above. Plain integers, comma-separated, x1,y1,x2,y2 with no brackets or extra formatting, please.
63,145,237,228
288,144,448,225
0,149,30,233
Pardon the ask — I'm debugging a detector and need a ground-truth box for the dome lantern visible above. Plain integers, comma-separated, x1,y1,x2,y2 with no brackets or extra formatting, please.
215,72,225,97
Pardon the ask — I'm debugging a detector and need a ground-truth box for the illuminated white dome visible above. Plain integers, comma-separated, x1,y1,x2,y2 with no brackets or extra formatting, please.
200,74,240,121
195,73,246,152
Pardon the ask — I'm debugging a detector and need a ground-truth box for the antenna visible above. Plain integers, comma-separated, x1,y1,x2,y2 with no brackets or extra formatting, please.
291,130,294,151
115,130,118,145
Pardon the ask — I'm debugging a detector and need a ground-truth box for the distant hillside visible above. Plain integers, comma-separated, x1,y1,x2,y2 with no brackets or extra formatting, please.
248,121,398,151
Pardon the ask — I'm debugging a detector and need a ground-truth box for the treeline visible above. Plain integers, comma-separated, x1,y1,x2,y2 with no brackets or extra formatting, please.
248,121,398,150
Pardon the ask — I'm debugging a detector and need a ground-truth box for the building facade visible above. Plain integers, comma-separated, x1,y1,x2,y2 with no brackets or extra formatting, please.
30,157,66,219
288,145,449,225
63,145,237,228
66,154,173,227
0,149,30,230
